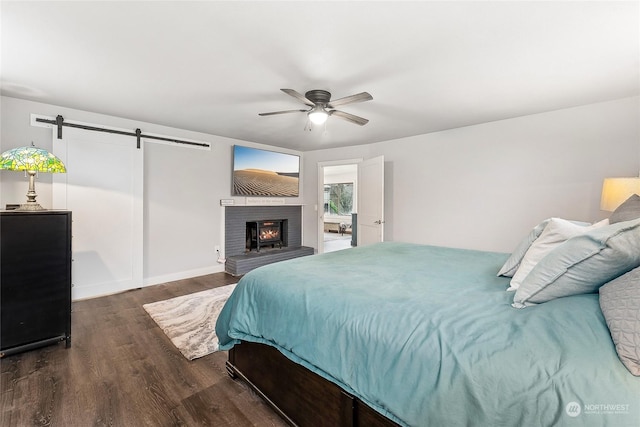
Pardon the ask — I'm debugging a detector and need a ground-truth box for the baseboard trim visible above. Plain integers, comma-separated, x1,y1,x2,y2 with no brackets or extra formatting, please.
71,265,227,301
143,264,226,288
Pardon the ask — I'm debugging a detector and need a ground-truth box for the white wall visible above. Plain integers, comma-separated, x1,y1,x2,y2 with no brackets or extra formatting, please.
303,97,640,253
0,96,302,290
324,167,357,186
3,95,637,288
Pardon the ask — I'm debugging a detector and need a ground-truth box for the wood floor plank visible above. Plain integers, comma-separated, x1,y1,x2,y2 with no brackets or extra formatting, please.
0,273,287,427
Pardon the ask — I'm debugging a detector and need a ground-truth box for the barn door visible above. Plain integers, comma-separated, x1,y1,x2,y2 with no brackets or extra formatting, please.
52,126,143,300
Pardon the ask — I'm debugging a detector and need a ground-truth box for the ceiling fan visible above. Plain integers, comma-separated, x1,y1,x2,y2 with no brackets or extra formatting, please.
259,89,373,126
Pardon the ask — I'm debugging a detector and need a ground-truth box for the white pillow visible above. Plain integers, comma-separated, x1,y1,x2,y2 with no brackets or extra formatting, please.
507,218,608,291
497,218,590,278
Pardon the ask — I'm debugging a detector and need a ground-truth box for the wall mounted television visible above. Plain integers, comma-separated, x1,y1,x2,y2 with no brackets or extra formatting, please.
232,145,300,197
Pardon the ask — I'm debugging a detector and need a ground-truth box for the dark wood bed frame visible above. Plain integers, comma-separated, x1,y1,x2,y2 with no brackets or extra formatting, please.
226,341,399,427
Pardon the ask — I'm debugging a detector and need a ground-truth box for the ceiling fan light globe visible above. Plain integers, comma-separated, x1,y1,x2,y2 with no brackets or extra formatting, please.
308,110,328,125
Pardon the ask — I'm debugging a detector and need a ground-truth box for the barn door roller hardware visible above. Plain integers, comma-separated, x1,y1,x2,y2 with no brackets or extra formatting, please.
35,115,210,149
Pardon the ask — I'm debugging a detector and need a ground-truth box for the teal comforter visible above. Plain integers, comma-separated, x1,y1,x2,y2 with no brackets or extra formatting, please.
216,242,639,427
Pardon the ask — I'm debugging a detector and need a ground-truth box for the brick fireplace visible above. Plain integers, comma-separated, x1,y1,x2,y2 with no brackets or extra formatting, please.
224,205,313,275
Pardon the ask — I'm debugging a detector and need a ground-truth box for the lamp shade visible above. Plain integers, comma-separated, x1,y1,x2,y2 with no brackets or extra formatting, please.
600,177,640,211
0,143,66,210
308,106,329,125
0,145,66,173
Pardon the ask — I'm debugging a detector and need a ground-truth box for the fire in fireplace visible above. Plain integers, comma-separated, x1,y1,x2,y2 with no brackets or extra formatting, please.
246,219,287,252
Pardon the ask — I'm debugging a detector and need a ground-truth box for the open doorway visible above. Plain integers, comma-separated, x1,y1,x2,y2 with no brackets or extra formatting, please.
317,157,384,254
322,164,358,253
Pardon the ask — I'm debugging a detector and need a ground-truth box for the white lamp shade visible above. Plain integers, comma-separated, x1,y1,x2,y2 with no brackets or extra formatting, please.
308,108,328,125
600,177,640,211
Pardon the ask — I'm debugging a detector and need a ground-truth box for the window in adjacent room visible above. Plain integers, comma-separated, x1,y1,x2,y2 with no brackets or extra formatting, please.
324,183,353,216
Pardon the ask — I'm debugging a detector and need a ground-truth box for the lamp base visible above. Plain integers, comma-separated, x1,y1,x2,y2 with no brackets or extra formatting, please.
15,171,46,211
15,202,45,211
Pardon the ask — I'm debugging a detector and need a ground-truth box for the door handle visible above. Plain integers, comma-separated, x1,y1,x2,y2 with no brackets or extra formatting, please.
374,220,385,224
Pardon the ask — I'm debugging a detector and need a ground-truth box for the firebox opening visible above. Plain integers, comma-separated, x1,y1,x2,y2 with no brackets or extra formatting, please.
246,219,288,252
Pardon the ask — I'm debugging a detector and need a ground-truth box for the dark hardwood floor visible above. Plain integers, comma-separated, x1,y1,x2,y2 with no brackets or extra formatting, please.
0,273,288,427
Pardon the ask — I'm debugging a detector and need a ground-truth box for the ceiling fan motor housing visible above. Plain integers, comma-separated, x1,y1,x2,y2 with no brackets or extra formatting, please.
305,90,332,105
259,88,370,126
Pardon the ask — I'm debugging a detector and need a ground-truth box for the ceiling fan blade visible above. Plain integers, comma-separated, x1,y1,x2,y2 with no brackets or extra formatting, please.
327,92,373,108
329,110,369,126
259,109,307,116
281,89,315,107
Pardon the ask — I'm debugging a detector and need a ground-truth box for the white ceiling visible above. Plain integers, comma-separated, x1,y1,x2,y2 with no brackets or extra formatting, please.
2,1,638,152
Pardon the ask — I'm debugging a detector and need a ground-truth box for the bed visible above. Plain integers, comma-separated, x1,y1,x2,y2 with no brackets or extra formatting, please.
216,241,640,427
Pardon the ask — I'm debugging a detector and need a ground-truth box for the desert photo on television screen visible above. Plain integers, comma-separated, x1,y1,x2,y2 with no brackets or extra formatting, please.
233,146,300,197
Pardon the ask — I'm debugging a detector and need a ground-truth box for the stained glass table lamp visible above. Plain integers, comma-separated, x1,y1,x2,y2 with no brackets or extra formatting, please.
0,143,67,210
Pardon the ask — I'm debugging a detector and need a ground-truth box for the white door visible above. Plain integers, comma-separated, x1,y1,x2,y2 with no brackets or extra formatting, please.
52,126,143,300
357,156,384,246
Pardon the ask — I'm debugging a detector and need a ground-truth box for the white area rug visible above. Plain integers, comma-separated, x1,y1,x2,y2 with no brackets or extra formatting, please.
143,283,236,360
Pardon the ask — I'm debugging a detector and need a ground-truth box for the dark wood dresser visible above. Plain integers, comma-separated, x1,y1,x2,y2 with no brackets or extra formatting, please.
0,210,72,357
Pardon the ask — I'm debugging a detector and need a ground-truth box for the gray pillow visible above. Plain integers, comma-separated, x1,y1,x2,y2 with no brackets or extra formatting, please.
599,267,640,376
610,194,640,224
497,219,550,277
512,218,640,307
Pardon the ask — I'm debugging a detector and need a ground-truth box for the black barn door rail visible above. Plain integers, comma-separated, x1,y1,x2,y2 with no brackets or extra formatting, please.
35,115,210,149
